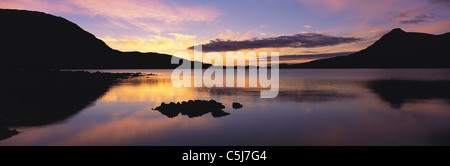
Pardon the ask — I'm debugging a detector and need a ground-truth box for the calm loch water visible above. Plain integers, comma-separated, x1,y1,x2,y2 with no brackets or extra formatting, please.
1,69,450,145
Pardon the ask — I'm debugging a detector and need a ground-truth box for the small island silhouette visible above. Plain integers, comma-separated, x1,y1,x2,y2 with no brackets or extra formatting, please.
232,102,243,109
152,100,232,118
0,127,18,140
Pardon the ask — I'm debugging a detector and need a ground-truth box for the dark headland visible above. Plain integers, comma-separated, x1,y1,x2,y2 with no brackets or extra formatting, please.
283,28,450,68
0,9,209,70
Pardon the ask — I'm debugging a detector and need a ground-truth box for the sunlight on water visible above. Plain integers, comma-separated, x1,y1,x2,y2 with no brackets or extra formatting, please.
1,69,450,145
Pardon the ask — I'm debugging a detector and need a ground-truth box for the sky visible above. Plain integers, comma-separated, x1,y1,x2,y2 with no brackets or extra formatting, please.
1,0,450,64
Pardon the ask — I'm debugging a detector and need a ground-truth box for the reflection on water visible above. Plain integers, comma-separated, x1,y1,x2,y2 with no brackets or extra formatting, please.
0,71,128,140
1,69,450,145
367,80,450,109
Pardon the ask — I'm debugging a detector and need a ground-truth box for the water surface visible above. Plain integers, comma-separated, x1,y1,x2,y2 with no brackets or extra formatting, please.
1,69,450,145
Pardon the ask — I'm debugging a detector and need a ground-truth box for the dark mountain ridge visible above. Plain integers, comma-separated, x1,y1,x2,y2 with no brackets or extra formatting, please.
0,9,208,69
286,28,450,68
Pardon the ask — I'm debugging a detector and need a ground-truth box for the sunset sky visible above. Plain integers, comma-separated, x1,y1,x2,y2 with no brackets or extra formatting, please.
1,0,450,63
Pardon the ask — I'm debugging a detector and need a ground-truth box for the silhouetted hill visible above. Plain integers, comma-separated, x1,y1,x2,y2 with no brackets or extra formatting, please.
0,9,209,69
285,28,450,68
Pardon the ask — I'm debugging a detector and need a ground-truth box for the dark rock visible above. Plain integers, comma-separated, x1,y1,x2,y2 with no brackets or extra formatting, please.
0,127,19,141
152,100,230,118
232,102,243,109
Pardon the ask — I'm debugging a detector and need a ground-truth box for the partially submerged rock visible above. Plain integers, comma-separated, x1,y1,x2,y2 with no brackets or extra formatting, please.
152,100,230,118
232,102,243,109
0,127,19,141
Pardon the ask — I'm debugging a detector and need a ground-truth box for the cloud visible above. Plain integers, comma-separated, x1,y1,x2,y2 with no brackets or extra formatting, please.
304,25,312,28
429,0,450,4
405,18,450,34
168,33,196,41
297,0,450,36
0,0,221,32
100,33,197,54
297,0,402,15
254,52,355,64
389,7,437,25
0,0,80,13
70,0,219,23
276,52,355,61
216,29,240,40
188,33,362,52
398,13,436,24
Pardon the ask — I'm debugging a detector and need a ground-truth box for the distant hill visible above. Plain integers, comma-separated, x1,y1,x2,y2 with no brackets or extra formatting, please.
285,28,450,68
0,9,208,69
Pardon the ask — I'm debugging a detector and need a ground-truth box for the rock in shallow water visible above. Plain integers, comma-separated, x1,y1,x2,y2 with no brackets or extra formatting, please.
152,100,230,118
232,102,243,109
0,127,19,141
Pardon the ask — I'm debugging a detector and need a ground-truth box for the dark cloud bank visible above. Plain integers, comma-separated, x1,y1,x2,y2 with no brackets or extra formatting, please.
276,52,355,61
398,13,436,24
429,0,450,4
188,33,362,52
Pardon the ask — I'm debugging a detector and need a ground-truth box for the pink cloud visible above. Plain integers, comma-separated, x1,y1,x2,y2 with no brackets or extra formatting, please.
0,0,221,32
0,0,79,13
297,0,423,19
297,0,450,34
405,18,450,34
71,0,219,23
